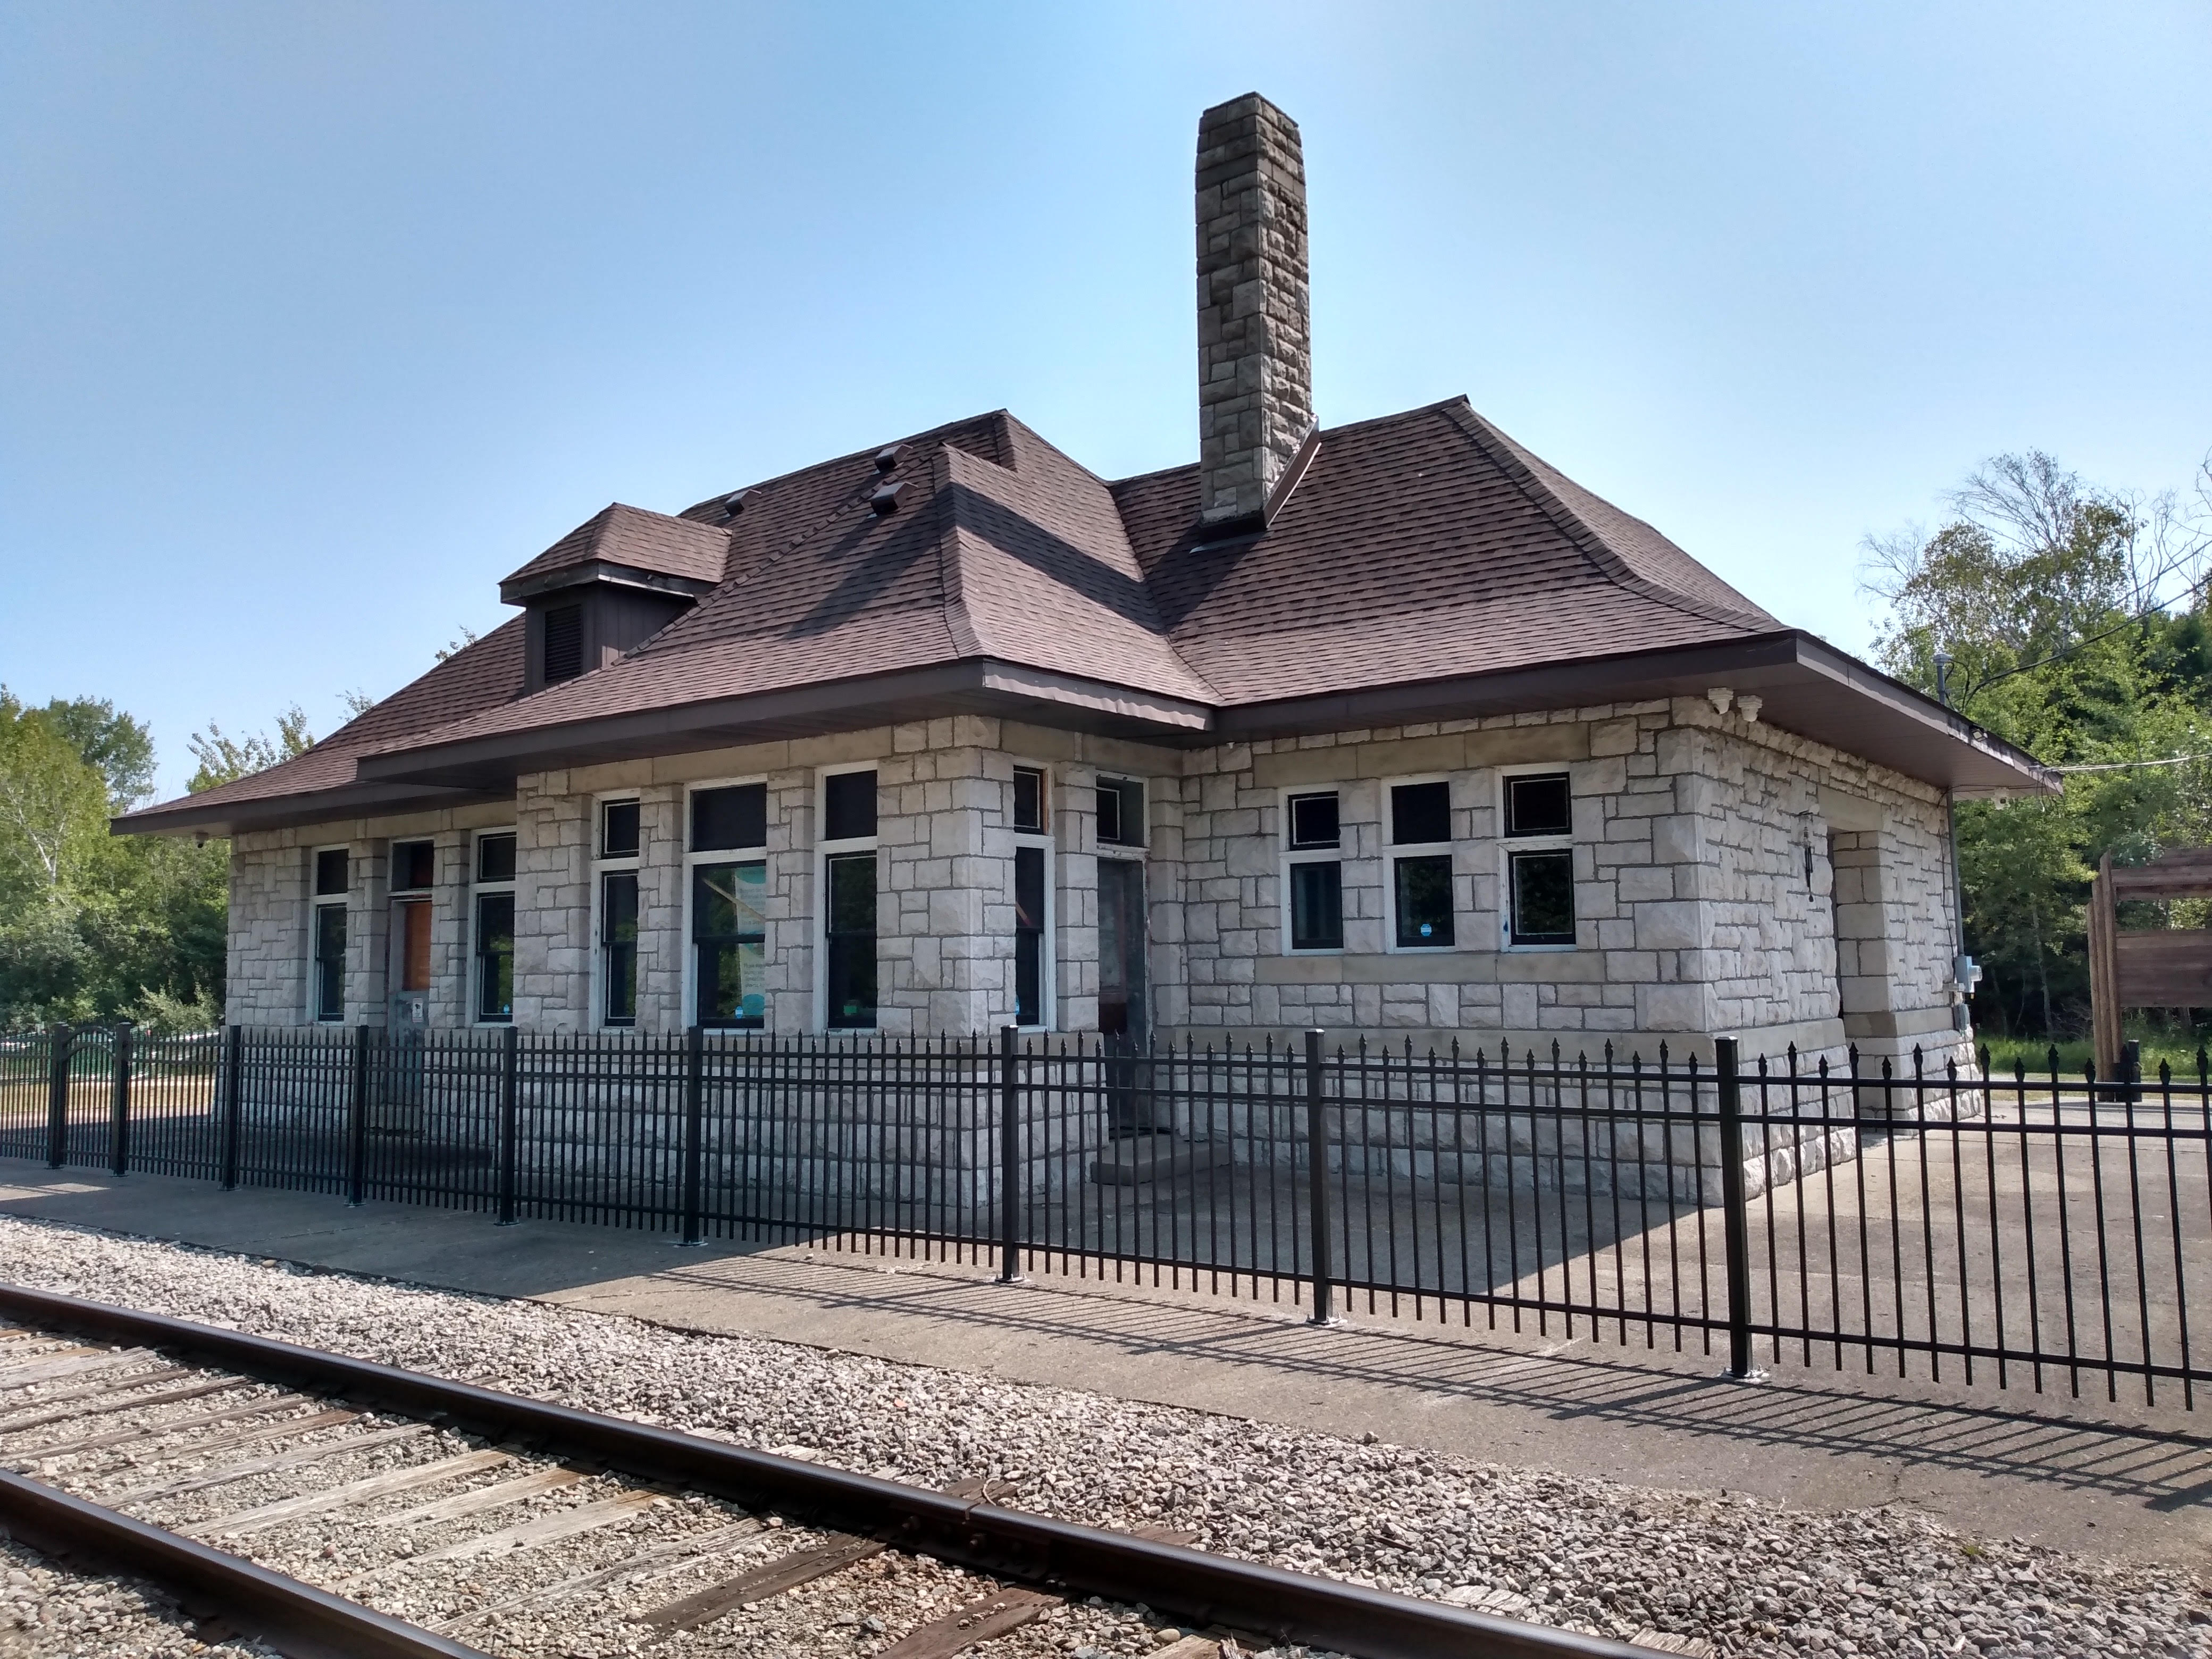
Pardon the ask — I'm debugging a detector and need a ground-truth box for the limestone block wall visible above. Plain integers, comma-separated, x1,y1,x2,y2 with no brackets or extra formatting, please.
227,836,308,1025
225,805,514,1027
1164,697,1969,1069
220,702,1967,1069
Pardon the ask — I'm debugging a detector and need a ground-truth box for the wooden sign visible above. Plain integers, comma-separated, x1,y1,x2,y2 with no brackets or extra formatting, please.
2089,849,2212,1078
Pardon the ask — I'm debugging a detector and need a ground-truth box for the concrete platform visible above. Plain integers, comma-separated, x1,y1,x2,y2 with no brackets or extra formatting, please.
1,1159,2207,1569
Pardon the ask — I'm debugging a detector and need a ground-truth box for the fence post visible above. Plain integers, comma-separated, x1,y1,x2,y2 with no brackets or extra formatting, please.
998,1025,1025,1285
219,1025,244,1191
45,1024,72,1170
345,1024,370,1206
1305,1028,1336,1326
1715,1036,1762,1380
680,1025,706,1246
495,1025,520,1226
109,1024,133,1178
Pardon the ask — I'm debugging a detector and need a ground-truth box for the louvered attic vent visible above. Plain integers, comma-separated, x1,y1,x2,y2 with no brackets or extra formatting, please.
543,604,585,683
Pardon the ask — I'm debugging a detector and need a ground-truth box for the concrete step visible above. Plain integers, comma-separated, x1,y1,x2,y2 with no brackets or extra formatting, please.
1087,1134,1230,1187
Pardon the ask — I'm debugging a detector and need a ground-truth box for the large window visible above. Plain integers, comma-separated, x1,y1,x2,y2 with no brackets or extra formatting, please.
820,769,878,1029
1012,765,1051,1027
1282,789,1343,952
687,783,767,1029
311,847,348,1022
1503,771,1576,948
596,799,641,1027
1389,780,1455,949
472,831,517,1023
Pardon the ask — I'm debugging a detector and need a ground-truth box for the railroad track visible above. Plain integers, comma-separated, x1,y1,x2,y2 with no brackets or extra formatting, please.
0,1283,1676,1659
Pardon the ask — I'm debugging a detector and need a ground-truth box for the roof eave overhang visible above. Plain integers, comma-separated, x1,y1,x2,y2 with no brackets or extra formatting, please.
498,560,719,606
111,781,508,841
353,660,1218,789
1214,631,2055,796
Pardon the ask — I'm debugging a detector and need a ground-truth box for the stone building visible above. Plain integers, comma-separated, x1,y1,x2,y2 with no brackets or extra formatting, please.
118,93,2050,1073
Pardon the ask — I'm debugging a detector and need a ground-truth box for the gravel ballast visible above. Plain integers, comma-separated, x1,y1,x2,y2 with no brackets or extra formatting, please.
0,1535,273,1658
0,1216,2205,1658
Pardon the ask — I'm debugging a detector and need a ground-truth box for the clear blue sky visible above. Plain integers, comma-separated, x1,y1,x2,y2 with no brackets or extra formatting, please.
5,2,2207,800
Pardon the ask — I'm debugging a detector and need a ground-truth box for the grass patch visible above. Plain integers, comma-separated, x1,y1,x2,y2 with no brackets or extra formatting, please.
1976,1035,2211,1080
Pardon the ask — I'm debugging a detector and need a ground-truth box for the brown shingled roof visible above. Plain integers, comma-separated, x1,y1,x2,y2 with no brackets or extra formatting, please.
1113,398,1776,706
115,395,2047,832
114,618,526,832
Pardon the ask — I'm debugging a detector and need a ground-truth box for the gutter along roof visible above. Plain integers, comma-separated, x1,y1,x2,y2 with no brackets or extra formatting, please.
116,400,2054,839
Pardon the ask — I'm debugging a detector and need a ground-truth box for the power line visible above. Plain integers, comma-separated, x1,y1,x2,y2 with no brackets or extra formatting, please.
2051,753,2211,774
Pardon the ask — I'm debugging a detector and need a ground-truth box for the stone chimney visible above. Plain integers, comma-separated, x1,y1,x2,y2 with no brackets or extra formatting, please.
1195,93,1316,533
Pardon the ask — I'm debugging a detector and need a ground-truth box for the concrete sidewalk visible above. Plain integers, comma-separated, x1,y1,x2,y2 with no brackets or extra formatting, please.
1,1159,2207,1569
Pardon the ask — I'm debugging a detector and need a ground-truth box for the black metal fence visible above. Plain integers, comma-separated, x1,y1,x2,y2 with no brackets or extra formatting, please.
3,1024,2207,1410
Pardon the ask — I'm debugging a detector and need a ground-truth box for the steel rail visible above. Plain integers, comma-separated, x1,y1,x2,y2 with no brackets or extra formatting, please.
0,1467,488,1659
0,1280,1650,1659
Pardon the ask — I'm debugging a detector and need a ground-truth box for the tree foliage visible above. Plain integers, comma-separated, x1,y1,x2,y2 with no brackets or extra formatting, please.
1862,449,2212,1038
186,705,314,794
0,690,231,1029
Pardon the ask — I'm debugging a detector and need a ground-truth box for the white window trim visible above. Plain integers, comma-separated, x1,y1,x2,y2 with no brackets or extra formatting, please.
1011,764,1055,1032
1497,764,1578,953
1383,773,1462,954
681,776,772,1032
814,764,881,1033
1278,785,1346,956
307,843,350,1024
590,794,643,1030
468,828,519,1025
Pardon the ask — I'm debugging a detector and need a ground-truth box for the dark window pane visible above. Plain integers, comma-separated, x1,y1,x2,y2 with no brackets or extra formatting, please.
1288,791,1339,849
1014,845,1045,931
393,840,435,892
543,603,584,682
1097,778,1143,847
692,861,766,1029
1510,849,1576,945
824,770,877,842
1394,854,1455,946
1015,931,1041,1026
1289,861,1343,951
1014,844,1045,1026
826,851,877,1028
827,850,877,935
1506,773,1572,837
601,800,641,859
313,903,346,1021
691,784,766,852
1392,781,1452,845
476,833,516,884
602,870,638,1025
1012,767,1044,833
315,848,349,896
475,891,515,1021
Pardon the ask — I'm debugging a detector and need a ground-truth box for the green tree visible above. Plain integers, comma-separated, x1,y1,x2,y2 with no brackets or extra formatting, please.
1862,449,2212,1040
186,705,314,792
0,690,235,1029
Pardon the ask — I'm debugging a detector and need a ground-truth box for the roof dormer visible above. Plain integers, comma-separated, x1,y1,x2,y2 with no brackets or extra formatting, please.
501,504,728,693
